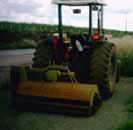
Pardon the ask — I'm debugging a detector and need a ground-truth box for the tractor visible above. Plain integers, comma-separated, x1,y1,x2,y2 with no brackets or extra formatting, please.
10,0,120,116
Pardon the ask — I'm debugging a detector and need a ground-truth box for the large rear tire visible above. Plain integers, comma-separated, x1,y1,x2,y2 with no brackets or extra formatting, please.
89,43,117,99
32,38,53,68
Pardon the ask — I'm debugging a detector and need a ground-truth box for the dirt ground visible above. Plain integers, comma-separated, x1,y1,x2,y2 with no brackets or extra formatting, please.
0,76,133,130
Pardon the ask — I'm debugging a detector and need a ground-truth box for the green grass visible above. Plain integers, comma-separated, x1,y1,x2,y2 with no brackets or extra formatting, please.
116,94,133,130
127,104,133,113
118,50,133,77
126,95,133,113
117,120,133,130
0,88,19,130
114,36,133,77
126,95,133,105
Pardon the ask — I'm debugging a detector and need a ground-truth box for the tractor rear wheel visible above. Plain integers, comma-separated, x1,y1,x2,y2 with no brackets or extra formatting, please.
89,43,117,99
32,38,53,68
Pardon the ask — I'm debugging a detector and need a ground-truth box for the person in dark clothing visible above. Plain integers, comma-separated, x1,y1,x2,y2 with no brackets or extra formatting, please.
69,34,91,83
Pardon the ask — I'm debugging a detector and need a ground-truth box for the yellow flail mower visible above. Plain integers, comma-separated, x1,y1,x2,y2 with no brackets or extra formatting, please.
10,0,120,116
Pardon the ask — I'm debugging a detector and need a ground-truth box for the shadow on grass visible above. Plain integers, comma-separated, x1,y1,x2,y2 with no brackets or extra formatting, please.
0,88,21,130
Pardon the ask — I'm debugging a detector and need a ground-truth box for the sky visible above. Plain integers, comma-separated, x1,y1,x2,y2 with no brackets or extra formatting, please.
0,0,133,31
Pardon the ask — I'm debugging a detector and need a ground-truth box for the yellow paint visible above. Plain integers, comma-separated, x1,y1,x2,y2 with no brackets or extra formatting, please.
17,81,99,104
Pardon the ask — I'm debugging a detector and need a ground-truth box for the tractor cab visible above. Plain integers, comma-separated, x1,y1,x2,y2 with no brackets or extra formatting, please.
52,0,106,46
51,0,107,73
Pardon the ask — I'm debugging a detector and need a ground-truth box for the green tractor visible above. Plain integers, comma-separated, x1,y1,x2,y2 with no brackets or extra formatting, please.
10,0,120,116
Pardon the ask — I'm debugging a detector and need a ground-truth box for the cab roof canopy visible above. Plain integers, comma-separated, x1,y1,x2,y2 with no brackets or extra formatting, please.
52,0,106,6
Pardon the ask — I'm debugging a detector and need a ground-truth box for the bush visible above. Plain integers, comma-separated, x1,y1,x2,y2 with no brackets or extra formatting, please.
114,35,133,77
117,120,133,130
126,95,133,105
18,39,37,49
0,43,18,50
127,104,133,113
118,50,133,77
0,39,36,50
126,95,133,113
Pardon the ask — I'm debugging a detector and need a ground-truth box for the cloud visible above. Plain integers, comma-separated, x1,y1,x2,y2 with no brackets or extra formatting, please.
0,0,51,22
0,0,41,13
0,0,133,31
105,0,133,8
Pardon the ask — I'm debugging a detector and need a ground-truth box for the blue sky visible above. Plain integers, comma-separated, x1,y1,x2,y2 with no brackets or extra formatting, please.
0,0,133,31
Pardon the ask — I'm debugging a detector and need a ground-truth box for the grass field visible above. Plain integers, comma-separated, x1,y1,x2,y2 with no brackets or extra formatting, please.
109,35,133,77
116,94,133,130
110,35,133,129
0,21,133,46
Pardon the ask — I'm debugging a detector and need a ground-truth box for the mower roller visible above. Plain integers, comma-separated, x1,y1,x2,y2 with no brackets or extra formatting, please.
10,0,119,116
